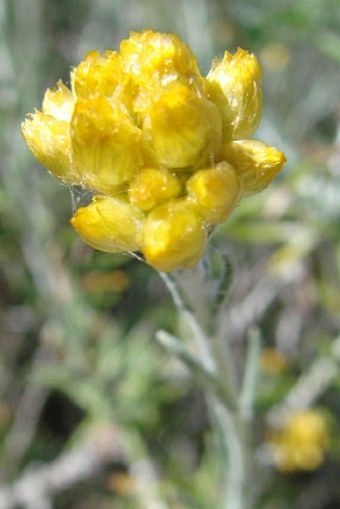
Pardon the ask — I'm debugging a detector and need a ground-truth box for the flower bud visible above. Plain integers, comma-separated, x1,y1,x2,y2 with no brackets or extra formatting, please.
71,96,142,194
22,111,76,183
71,195,144,253
143,199,207,271
206,48,262,141
120,30,204,91
141,82,222,169
128,167,182,211
223,140,286,196
187,162,240,224
22,81,77,183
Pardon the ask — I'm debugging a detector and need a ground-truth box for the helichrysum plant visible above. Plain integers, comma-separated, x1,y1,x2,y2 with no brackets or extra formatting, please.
22,30,288,509
22,29,285,272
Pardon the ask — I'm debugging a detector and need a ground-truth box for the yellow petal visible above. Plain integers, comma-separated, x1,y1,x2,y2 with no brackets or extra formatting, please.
187,162,240,224
71,195,144,253
142,199,207,272
71,50,125,99
120,30,204,90
222,140,286,196
141,82,222,169
71,95,142,194
206,48,262,140
21,111,76,183
128,167,182,211
42,80,75,122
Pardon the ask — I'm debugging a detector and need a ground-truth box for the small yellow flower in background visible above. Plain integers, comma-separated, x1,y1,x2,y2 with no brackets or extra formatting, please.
22,29,286,272
260,347,288,376
269,410,329,473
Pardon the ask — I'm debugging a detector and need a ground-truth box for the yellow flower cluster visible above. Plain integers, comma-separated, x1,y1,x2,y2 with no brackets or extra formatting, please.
269,411,329,472
22,30,286,272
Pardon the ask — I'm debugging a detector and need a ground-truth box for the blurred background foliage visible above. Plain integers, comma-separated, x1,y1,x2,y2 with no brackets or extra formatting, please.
0,0,340,508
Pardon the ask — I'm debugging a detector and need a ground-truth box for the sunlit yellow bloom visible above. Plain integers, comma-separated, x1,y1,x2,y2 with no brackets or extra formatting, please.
22,29,286,272
71,195,144,253
269,411,329,473
143,199,207,272
187,162,240,224
206,48,262,141
128,167,182,211
223,140,286,196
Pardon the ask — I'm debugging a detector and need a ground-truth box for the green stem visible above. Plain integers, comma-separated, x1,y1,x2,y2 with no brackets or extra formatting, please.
239,328,261,422
155,330,217,391
159,266,255,509
158,271,216,372
210,398,251,509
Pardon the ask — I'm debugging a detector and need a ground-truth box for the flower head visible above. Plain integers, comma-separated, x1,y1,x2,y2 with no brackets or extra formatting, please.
22,30,286,272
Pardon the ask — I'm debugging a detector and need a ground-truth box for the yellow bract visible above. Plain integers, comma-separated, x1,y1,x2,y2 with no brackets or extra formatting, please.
22,29,286,272
71,50,125,99
42,80,75,122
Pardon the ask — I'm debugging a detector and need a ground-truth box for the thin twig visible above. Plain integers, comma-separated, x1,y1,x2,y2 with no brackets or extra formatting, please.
219,276,283,342
159,264,254,509
267,355,339,428
0,426,126,509
238,327,262,421
156,329,236,408
158,271,216,372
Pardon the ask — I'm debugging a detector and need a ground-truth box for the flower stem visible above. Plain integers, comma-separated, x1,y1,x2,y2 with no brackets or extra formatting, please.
210,398,251,509
158,263,256,509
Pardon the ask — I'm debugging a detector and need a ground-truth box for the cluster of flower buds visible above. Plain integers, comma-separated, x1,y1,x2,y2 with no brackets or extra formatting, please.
22,30,286,272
